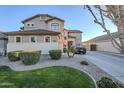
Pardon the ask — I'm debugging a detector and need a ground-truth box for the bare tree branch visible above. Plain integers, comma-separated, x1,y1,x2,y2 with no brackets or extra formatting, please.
86,5,122,51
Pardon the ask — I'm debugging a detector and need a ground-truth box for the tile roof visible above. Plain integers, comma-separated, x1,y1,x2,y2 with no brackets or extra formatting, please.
65,29,82,33
45,16,64,23
86,32,119,42
4,29,60,36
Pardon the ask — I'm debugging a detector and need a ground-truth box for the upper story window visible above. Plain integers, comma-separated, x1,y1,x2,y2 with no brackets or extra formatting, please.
51,23,59,30
76,34,81,40
15,36,21,43
45,36,51,43
26,23,35,27
30,36,36,43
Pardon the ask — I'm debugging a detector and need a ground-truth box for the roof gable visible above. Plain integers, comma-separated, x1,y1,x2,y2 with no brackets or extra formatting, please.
22,14,64,23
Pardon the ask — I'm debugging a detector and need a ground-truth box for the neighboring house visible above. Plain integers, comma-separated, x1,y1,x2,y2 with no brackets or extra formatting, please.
0,31,8,56
63,29,82,48
4,14,82,54
83,32,120,53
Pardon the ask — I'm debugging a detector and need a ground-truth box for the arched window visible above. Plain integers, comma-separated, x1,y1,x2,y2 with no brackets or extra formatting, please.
51,23,59,30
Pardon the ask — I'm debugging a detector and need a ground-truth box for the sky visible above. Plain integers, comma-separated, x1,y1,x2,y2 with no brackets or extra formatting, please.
0,5,117,41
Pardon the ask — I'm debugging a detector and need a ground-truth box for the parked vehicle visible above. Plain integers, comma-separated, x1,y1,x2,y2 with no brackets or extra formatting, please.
75,46,87,54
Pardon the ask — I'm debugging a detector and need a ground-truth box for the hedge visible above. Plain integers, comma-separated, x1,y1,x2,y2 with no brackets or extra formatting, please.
8,51,22,62
49,49,62,60
19,51,41,65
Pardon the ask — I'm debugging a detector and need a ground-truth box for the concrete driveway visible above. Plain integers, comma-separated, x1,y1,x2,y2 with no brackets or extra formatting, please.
83,51,124,83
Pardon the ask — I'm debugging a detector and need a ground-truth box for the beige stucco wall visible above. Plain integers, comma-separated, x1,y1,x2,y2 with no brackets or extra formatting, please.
24,16,51,30
7,35,63,54
8,35,58,43
69,33,82,46
8,36,14,43
85,38,120,53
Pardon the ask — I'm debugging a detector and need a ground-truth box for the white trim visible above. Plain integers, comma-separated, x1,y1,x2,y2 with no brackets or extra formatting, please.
44,35,51,43
29,36,37,43
14,36,22,43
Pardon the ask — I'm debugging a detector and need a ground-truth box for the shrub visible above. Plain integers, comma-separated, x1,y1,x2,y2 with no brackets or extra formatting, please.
97,77,124,88
67,46,75,58
80,61,89,65
49,50,62,60
19,51,41,65
8,51,22,62
63,48,67,53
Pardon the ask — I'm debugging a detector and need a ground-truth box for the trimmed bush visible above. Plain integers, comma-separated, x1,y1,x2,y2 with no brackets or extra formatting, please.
80,61,89,65
97,77,124,88
8,51,22,62
49,50,62,60
19,51,41,65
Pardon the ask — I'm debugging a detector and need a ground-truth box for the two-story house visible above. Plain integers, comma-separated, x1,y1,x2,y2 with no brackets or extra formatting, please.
4,14,82,54
5,14,64,54
63,29,82,48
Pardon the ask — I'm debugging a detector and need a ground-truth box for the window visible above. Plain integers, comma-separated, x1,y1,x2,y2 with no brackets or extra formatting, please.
76,34,81,40
31,24,34,27
51,23,59,30
27,23,35,27
45,36,50,43
15,37,21,43
30,36,36,43
27,24,30,27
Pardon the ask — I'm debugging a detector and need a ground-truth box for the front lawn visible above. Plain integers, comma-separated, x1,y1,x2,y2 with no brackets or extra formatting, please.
0,66,95,88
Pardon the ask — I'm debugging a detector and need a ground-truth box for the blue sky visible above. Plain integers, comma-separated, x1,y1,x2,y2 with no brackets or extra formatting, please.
0,5,117,41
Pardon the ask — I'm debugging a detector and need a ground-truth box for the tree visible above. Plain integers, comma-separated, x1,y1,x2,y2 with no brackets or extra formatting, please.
86,5,124,54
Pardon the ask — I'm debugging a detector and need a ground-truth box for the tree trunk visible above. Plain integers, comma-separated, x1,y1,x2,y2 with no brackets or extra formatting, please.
118,24,124,54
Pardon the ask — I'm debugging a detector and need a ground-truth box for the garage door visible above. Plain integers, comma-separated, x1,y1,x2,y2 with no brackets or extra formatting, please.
90,44,97,51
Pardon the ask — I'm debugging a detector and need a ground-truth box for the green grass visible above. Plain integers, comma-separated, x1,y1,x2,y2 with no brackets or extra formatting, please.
0,66,95,88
